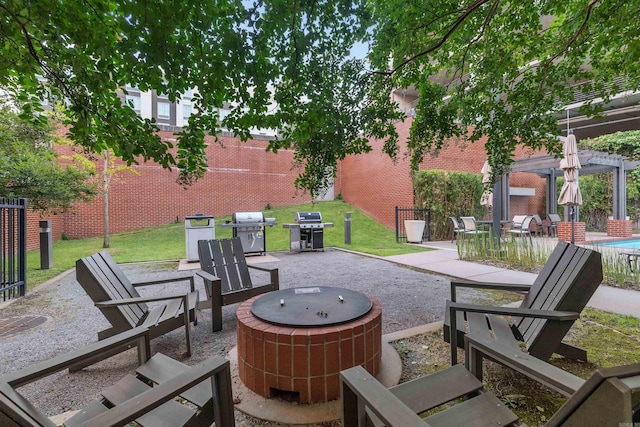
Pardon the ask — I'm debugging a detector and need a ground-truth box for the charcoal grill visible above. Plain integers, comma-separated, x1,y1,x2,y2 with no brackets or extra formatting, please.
220,211,276,255
282,211,333,252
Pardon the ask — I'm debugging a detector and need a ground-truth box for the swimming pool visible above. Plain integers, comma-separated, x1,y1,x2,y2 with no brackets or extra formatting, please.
595,239,640,250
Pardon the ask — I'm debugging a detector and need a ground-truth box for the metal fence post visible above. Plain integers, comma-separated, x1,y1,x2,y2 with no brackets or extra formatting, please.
426,208,431,241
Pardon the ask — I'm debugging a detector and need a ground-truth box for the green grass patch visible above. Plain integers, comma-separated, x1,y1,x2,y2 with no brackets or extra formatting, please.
26,200,427,289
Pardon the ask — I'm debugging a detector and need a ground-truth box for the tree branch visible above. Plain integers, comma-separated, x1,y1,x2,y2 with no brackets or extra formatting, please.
375,0,493,76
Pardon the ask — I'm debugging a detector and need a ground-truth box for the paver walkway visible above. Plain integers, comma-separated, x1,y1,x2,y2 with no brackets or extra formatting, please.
385,240,640,318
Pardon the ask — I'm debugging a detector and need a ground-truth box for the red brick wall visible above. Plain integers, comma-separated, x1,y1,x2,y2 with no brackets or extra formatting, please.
339,119,547,230
28,120,550,246
34,132,312,242
25,211,63,251
607,219,632,238
558,221,586,243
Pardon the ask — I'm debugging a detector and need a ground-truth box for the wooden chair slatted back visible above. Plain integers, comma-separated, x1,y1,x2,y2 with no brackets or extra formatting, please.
515,243,602,358
198,238,253,294
76,252,146,329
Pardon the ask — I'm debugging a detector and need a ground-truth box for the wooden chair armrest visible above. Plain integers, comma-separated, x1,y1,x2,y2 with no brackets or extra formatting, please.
247,264,277,273
448,301,579,320
447,300,579,365
464,335,585,396
195,269,221,283
247,265,279,289
340,366,425,427
132,273,195,292
96,292,193,307
1,327,151,388
73,356,234,427
450,280,531,301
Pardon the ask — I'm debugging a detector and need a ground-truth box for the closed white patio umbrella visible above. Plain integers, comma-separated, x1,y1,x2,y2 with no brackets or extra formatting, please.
480,159,493,209
557,133,582,243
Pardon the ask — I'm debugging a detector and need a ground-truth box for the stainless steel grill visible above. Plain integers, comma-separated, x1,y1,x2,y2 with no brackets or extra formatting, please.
283,212,333,252
220,211,276,255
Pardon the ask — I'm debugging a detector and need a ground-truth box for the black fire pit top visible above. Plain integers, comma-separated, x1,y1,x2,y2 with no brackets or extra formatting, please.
250,286,372,327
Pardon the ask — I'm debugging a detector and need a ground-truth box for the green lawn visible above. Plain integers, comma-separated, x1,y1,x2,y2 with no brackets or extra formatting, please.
27,200,428,289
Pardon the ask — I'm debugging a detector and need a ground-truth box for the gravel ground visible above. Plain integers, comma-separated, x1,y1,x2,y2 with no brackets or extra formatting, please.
0,248,484,425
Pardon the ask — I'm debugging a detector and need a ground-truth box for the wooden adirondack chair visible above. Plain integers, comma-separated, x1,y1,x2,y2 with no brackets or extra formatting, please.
197,237,279,332
340,361,640,426
444,241,603,365
76,251,199,357
0,327,236,427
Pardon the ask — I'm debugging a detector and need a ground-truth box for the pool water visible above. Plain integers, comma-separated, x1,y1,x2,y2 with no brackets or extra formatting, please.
596,239,640,249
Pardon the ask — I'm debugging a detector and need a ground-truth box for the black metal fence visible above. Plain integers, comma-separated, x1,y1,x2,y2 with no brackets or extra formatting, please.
1,198,27,301
395,206,431,243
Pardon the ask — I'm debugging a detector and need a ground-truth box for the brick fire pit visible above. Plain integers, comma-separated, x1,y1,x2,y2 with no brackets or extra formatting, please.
236,287,382,403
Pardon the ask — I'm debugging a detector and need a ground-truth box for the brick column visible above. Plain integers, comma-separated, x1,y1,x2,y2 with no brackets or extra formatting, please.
607,219,632,238
557,221,586,244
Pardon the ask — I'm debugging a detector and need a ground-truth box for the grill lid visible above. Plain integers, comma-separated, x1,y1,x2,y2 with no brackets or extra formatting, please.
295,211,322,223
232,212,265,224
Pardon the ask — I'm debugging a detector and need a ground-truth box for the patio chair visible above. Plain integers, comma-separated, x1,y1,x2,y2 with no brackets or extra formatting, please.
510,214,527,229
0,327,235,427
76,251,199,357
532,214,544,237
505,215,534,242
449,217,464,243
548,213,562,237
340,361,640,426
444,241,603,365
459,216,489,242
197,237,279,332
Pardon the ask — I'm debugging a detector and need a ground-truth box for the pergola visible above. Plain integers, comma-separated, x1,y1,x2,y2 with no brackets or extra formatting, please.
488,89,640,233
491,150,640,226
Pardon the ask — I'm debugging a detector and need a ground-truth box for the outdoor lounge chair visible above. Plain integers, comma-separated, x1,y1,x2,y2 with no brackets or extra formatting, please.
444,241,603,365
76,251,199,357
197,237,279,332
0,327,235,427
340,361,640,426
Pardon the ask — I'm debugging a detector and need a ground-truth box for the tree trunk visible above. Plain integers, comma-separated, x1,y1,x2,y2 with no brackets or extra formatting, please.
103,151,110,248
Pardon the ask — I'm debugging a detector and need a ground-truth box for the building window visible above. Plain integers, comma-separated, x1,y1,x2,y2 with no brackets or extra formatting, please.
157,101,170,120
126,95,141,114
183,104,192,121
183,89,193,99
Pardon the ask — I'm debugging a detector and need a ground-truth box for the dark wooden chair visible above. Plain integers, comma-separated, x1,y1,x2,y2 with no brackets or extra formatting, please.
76,251,198,357
340,361,640,426
444,241,603,365
197,237,279,332
0,327,235,427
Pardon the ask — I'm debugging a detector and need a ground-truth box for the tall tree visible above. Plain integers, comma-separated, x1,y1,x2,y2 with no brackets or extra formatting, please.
366,0,640,177
1,0,390,198
0,105,97,212
3,1,639,197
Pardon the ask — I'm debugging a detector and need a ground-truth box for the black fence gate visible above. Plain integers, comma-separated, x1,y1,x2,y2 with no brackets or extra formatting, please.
395,206,431,243
1,198,27,301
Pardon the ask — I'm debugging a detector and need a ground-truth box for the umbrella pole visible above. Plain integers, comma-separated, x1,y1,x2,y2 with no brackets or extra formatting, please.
570,206,575,245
